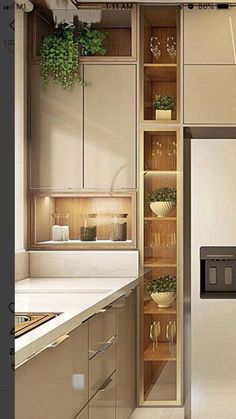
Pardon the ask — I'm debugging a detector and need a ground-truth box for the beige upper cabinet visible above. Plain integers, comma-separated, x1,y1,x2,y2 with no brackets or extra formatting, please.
184,65,236,124
30,64,83,190
184,8,236,64
84,64,136,190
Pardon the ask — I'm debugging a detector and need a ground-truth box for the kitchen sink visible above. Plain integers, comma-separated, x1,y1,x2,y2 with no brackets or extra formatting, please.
15,312,60,338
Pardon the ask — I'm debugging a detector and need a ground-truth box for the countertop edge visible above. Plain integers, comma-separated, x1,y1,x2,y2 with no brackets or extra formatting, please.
15,277,140,367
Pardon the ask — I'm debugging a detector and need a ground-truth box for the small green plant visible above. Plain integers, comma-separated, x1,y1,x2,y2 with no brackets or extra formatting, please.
40,23,106,90
146,187,177,205
153,94,175,111
147,275,177,294
78,23,106,56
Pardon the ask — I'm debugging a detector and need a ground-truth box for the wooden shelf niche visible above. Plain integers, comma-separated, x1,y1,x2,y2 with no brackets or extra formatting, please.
140,126,180,404
28,4,136,61
141,6,180,121
30,192,136,250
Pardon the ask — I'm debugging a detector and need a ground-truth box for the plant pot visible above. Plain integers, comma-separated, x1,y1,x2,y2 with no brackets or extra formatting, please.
151,292,176,308
155,110,172,120
150,201,175,217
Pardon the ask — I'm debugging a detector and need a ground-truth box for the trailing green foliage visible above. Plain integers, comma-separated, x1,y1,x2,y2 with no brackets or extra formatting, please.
147,275,177,294
153,94,175,111
78,24,106,56
146,187,177,205
40,23,106,90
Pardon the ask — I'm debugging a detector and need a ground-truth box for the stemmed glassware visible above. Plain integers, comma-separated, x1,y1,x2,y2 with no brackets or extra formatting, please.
167,141,177,170
151,141,163,170
166,36,177,63
150,321,161,351
150,36,161,62
166,232,176,261
166,321,176,353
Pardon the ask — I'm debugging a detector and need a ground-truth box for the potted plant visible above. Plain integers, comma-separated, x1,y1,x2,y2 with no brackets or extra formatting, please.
40,23,106,90
153,94,175,120
147,275,177,307
146,187,176,217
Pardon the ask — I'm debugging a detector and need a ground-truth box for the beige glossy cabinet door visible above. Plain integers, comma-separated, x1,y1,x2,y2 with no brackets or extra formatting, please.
30,64,83,189
15,322,88,419
115,290,136,419
75,405,88,419
84,64,136,190
184,8,236,64
89,372,116,419
184,65,236,124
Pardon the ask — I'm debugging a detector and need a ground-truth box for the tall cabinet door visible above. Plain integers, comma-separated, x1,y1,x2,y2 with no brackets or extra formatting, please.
184,8,236,64
30,64,83,190
115,290,136,419
84,64,136,190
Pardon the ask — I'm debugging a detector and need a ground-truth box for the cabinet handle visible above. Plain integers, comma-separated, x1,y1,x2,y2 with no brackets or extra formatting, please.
98,304,113,313
15,334,70,369
47,334,69,348
98,375,113,393
89,335,115,359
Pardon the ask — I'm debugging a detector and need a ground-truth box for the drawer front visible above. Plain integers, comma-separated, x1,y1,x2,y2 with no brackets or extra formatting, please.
89,306,115,357
89,339,115,399
89,373,116,419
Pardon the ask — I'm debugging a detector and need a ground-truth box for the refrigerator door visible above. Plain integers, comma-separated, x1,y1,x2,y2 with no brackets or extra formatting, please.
191,139,236,419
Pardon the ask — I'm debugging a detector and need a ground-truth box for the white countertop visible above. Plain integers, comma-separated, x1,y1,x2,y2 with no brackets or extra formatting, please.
15,276,139,367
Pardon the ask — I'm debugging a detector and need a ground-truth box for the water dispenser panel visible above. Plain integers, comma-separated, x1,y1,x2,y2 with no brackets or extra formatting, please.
200,247,236,298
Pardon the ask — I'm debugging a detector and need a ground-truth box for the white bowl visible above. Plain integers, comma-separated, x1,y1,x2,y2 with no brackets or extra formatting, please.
150,201,175,217
151,292,176,308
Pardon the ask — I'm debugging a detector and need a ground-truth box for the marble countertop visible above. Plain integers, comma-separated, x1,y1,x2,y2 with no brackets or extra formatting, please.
15,276,139,367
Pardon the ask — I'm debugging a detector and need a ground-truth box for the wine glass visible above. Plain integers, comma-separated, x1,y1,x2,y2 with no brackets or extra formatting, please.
166,36,176,63
151,141,162,169
167,141,177,170
150,36,161,62
150,321,161,351
166,321,176,353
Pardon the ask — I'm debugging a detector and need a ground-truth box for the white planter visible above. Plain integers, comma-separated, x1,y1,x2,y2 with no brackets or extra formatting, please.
150,201,175,217
151,292,176,308
155,110,172,120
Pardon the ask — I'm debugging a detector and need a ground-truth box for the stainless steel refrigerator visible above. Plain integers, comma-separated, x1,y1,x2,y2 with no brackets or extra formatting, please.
185,131,236,419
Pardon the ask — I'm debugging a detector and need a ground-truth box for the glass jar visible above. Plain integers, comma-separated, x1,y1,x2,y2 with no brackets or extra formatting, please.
110,214,128,241
80,214,97,241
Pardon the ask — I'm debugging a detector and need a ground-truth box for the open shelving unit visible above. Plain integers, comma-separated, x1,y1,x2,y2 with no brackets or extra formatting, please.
140,6,180,122
139,4,182,407
30,192,136,250
28,3,137,62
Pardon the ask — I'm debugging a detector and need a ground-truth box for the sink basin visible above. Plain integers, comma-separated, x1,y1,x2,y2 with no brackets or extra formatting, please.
15,315,32,325
15,312,60,338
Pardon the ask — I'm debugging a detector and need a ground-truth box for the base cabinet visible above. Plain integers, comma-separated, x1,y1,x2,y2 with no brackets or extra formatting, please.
15,322,88,419
89,372,116,419
115,291,136,419
75,406,88,419
15,288,136,419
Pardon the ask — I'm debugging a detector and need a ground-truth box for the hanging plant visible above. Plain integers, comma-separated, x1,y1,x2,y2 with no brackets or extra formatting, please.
40,23,106,91
78,23,106,56
40,23,82,90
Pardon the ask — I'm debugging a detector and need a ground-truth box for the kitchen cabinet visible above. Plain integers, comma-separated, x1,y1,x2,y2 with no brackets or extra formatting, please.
75,405,88,419
30,64,83,190
184,65,236,124
184,8,236,64
89,372,116,419
115,290,136,419
15,322,88,419
84,64,136,190
89,304,116,399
